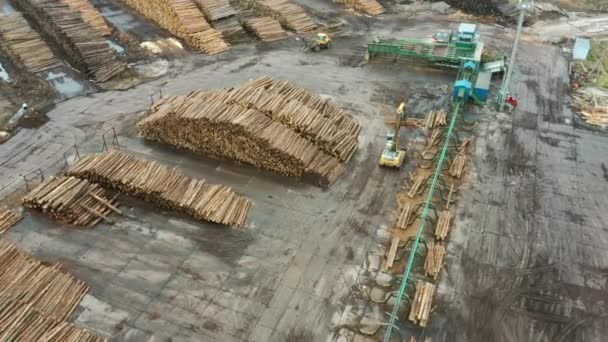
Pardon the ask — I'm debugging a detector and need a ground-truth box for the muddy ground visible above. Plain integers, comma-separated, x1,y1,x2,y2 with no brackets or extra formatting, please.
0,0,607,341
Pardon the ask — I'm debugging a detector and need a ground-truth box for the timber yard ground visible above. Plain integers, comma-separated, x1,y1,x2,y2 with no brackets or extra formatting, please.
0,0,608,342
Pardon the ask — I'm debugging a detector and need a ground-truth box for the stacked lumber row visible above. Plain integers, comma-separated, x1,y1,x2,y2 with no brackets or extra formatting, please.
241,0,316,32
225,76,360,162
66,151,251,227
61,0,112,36
0,300,106,342
121,0,229,54
138,92,346,186
0,241,89,321
0,13,60,73
408,281,435,327
194,0,236,21
213,16,249,43
425,109,447,130
244,17,288,42
336,0,384,15
435,210,451,241
22,176,118,227
18,0,125,82
424,242,446,280
0,208,22,235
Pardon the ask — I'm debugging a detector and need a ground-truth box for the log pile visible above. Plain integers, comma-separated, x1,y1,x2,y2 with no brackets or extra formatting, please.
424,109,447,129
0,241,89,321
573,88,608,126
61,0,112,36
22,176,118,227
435,210,452,241
244,17,288,42
409,280,435,327
0,208,22,235
395,203,413,230
66,151,251,227
213,16,249,43
335,0,385,15
241,0,316,33
194,0,237,21
121,0,230,54
0,241,105,341
0,13,60,73
17,0,126,82
137,77,360,186
424,242,445,279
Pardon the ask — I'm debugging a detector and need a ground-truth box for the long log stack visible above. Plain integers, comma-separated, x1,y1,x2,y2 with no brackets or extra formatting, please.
66,151,251,227
409,280,435,327
424,242,446,280
193,0,248,44
17,0,126,82
0,13,61,73
22,176,119,227
194,0,236,21
61,0,113,36
336,0,384,15
244,17,288,42
121,0,230,54
0,241,105,341
241,0,316,33
137,77,360,186
0,208,22,235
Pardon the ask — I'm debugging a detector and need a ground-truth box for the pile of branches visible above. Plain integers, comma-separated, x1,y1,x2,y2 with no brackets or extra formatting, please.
0,13,60,73
66,151,251,227
122,0,230,54
336,0,384,16
573,87,608,126
22,176,119,227
244,17,288,42
17,0,126,82
137,77,360,187
61,0,112,36
241,0,316,33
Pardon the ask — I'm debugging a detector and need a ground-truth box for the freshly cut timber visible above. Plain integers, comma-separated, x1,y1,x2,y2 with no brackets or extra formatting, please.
0,208,22,234
424,242,446,279
336,0,384,15
61,0,112,36
194,0,237,21
409,280,435,327
22,176,118,227
241,0,316,32
435,210,452,240
66,151,251,227
213,16,248,44
137,77,360,187
244,17,288,42
0,13,60,73
121,0,230,54
17,0,126,82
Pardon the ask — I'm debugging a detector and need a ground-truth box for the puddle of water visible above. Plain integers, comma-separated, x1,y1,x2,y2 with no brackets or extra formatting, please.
0,62,9,81
45,71,84,99
107,40,125,55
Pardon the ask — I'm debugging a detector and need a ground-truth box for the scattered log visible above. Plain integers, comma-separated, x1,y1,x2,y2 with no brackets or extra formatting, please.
435,210,452,241
395,203,413,230
0,209,22,235
424,109,447,130
408,175,427,198
336,0,384,16
22,176,118,227
241,0,316,33
244,17,288,42
121,0,229,54
60,0,112,36
0,13,61,73
17,0,126,82
424,242,446,279
65,151,252,227
409,280,435,327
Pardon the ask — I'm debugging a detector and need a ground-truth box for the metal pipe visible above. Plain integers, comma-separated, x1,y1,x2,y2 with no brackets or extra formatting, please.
499,0,529,111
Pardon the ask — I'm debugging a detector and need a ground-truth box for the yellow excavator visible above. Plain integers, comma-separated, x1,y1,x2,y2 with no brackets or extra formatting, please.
302,33,331,52
379,102,406,168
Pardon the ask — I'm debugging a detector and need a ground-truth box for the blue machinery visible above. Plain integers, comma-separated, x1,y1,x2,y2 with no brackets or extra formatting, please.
367,24,499,342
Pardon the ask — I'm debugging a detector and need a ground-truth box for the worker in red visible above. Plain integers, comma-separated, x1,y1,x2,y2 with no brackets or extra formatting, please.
506,95,518,113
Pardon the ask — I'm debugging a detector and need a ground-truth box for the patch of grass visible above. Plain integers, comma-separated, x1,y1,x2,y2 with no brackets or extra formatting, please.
582,39,608,88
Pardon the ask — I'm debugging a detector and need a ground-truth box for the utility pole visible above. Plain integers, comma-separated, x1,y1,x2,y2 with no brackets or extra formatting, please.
499,0,529,111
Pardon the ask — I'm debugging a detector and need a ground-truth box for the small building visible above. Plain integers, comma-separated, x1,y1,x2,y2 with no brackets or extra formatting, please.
573,38,591,60
474,71,492,102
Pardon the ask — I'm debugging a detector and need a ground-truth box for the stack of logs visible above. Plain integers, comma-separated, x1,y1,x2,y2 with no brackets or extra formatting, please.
0,241,105,341
244,17,288,42
193,0,248,44
17,0,126,82
424,242,446,279
241,0,316,32
22,176,119,227
121,0,230,54
194,0,236,21
66,151,251,227
409,281,435,327
61,0,112,36
0,13,60,73
336,0,385,15
137,77,360,187
0,208,22,235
